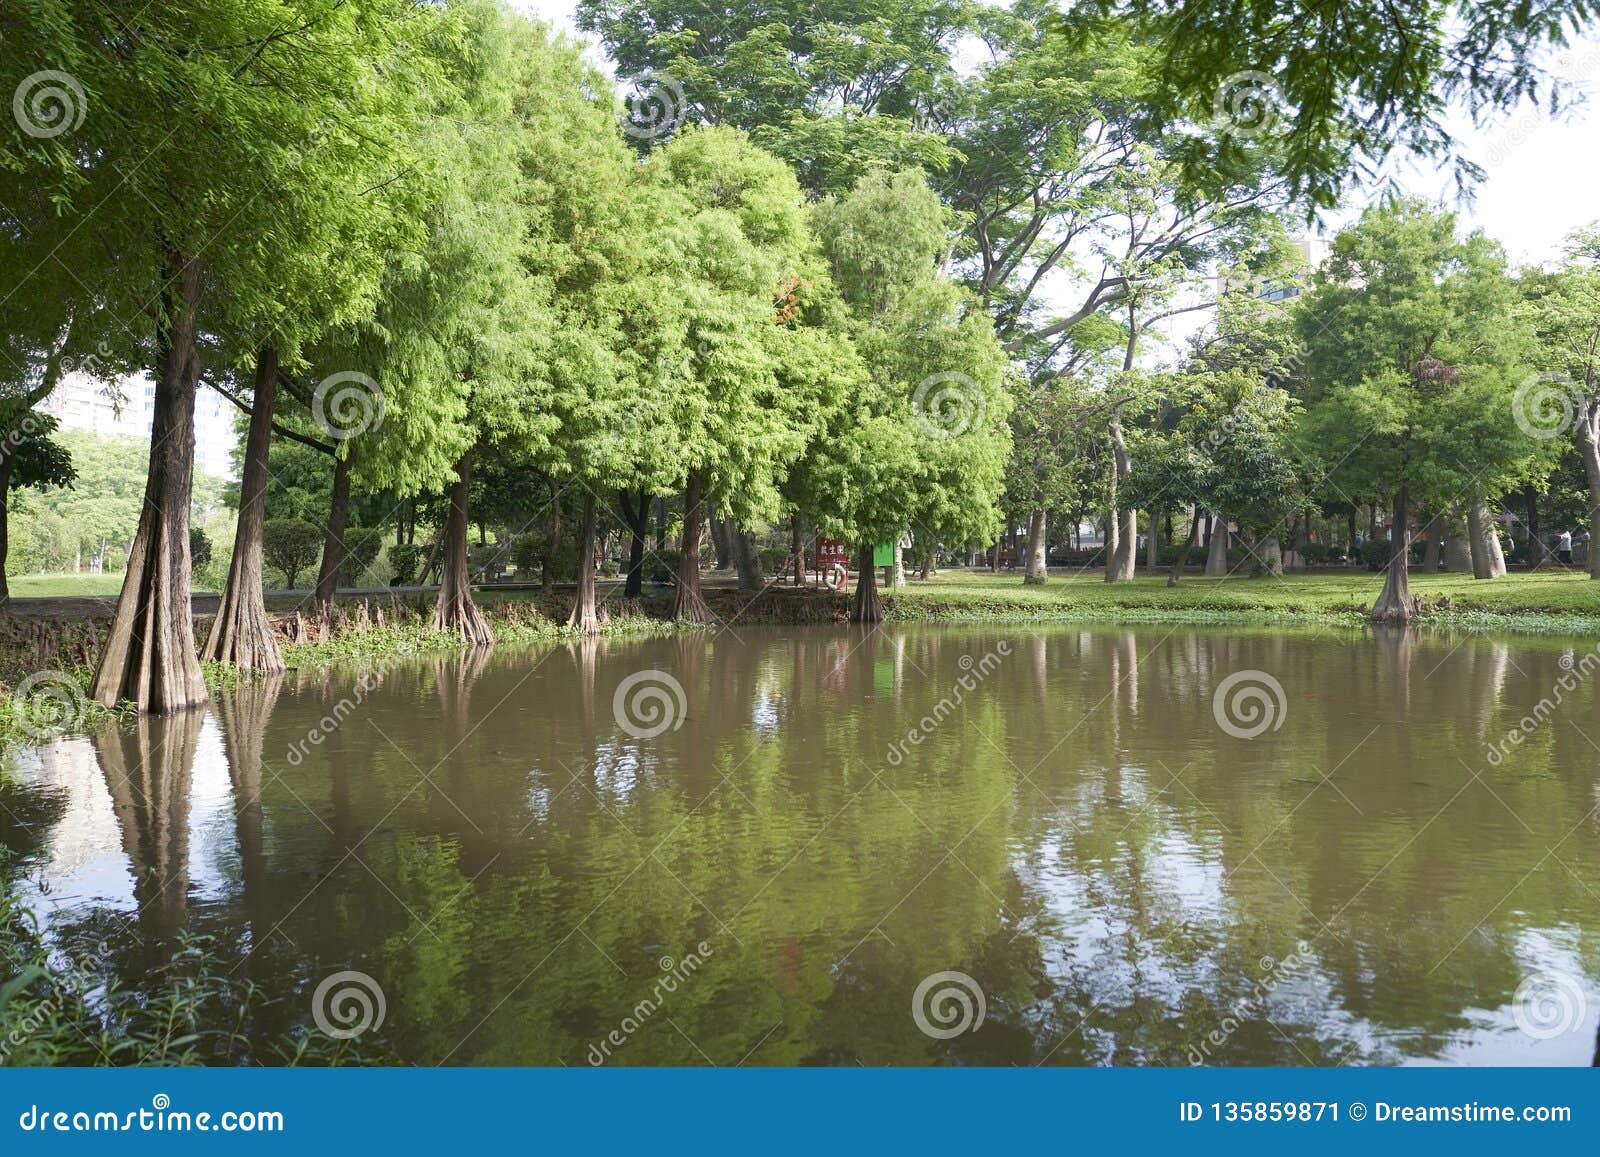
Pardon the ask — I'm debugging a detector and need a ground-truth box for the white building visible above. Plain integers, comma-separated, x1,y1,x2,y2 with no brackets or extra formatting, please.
41,371,238,480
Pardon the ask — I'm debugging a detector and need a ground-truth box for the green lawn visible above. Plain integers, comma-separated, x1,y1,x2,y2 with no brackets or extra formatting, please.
886,567,1600,627
5,573,216,599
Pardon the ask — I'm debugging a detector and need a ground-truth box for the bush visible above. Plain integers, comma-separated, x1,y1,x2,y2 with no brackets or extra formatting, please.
338,528,385,585
261,519,322,589
1359,538,1393,571
188,526,213,571
758,546,791,574
651,548,681,584
599,558,620,577
510,532,578,584
1301,541,1334,564
388,542,426,585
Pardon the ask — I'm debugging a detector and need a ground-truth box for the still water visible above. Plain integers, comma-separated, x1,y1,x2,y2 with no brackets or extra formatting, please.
6,625,1600,1065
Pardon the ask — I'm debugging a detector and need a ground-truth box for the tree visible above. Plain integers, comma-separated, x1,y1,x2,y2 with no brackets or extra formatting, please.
1056,0,1600,207
262,519,322,590
643,126,848,621
575,0,968,194
799,168,1010,622
0,412,75,597
1523,228,1600,579
1,0,441,709
1298,202,1538,621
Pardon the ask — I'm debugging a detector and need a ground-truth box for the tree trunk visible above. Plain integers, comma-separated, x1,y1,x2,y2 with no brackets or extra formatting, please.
710,517,733,570
1523,483,1545,568
732,525,764,592
1485,509,1507,577
850,541,882,623
568,492,603,635
1168,509,1203,587
204,347,285,672
1371,486,1414,624
1105,413,1136,582
1205,514,1229,575
1023,507,1048,584
1419,510,1443,572
791,516,805,586
1144,511,1161,569
1582,408,1600,579
314,449,354,615
92,250,209,714
1466,503,1494,580
1255,534,1284,577
621,488,647,598
891,540,906,588
674,470,710,622
654,496,667,552
0,449,13,603
433,448,493,645
919,552,932,580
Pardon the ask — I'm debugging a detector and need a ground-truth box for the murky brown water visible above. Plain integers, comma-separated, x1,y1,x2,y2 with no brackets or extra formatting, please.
6,625,1600,1065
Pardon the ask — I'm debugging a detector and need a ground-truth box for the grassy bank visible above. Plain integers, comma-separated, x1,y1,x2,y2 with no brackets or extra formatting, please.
4,567,1597,750
881,569,1600,633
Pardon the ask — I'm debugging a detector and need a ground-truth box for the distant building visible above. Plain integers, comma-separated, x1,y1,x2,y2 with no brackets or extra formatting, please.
1259,236,1331,301
40,372,238,480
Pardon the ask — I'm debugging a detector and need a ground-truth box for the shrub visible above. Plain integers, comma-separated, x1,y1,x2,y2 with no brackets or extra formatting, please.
188,526,213,572
510,532,578,584
261,519,322,589
338,528,385,585
1301,541,1334,564
388,542,425,585
651,548,681,584
1359,538,1393,571
599,558,620,577
758,546,790,574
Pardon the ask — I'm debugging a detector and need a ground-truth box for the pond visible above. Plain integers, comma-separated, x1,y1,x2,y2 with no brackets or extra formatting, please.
5,624,1599,1065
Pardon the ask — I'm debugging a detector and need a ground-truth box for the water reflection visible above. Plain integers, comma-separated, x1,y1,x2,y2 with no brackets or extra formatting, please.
4,625,1598,1066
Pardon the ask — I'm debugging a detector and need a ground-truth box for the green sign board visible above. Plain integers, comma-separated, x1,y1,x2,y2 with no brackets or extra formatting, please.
872,541,895,567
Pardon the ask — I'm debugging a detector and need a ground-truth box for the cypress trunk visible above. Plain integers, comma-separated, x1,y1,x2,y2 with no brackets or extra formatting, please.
92,250,208,714
1371,486,1414,623
850,541,882,624
732,525,764,592
568,492,603,635
620,488,647,599
204,347,284,672
1023,507,1048,584
791,516,805,585
314,450,354,614
433,448,493,645
674,471,710,622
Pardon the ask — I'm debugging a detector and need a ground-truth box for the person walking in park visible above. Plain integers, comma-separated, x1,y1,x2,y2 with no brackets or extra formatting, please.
1557,529,1573,565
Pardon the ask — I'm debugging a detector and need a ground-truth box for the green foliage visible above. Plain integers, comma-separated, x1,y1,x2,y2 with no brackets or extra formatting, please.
387,542,427,586
338,528,385,585
188,526,213,573
262,519,322,590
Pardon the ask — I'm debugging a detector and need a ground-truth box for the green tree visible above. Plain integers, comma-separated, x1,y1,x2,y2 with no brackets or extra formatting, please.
1298,202,1539,620
800,168,1011,622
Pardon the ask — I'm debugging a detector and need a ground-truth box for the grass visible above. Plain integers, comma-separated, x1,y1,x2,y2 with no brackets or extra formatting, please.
6,573,132,598
881,567,1600,633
